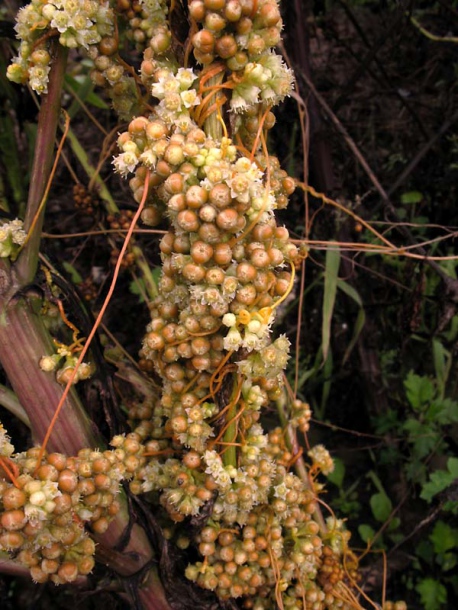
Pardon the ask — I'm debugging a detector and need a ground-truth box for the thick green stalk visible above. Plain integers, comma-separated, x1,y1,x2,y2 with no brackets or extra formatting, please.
16,42,69,286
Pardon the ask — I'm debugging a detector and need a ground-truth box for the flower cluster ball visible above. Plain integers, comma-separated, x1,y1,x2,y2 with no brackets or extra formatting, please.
308,445,335,477
0,219,27,259
109,86,362,603
187,0,293,114
72,183,100,216
7,0,115,94
86,0,172,119
290,399,312,433
115,0,170,51
189,0,283,66
184,485,322,602
86,42,140,120
230,53,294,113
0,430,148,584
39,350,94,386
111,101,361,605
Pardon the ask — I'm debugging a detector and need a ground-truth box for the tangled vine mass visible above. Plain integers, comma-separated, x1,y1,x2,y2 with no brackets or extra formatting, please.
2,1,406,609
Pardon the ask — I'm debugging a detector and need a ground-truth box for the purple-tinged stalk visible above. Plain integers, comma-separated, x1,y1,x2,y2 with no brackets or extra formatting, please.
0,293,98,452
16,42,68,286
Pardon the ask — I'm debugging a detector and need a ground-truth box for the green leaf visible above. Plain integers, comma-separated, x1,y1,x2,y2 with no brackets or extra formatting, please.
327,457,345,489
336,279,366,364
322,248,340,363
432,339,449,396
427,398,458,425
62,262,82,284
319,348,333,417
440,552,458,572
370,491,392,522
129,278,146,303
404,372,435,410
387,516,401,532
403,418,439,458
358,524,375,543
421,468,455,503
416,578,447,610
448,457,458,477
416,539,434,564
401,191,423,204
65,74,109,110
344,308,366,364
336,279,363,306
296,346,322,389
412,430,440,460
430,521,458,555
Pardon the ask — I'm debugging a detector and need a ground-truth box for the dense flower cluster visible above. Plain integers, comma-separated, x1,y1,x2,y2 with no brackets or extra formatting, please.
110,32,357,610
3,1,409,609
0,437,145,584
39,350,95,386
0,219,27,259
7,0,115,94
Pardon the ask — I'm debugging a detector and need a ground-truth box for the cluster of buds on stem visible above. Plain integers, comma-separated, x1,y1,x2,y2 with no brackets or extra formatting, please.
108,3,362,607
0,435,146,584
0,219,27,259
7,0,115,94
39,351,94,386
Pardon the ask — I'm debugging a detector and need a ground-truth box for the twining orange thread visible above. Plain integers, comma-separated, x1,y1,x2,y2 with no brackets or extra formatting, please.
36,171,151,469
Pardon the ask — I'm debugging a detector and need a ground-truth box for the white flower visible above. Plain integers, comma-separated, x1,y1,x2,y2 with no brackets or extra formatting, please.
24,504,47,523
51,11,71,33
181,90,200,108
112,151,139,176
203,450,232,490
308,444,335,475
242,331,264,352
273,482,288,499
274,334,290,352
176,67,197,90
223,327,243,351
222,313,237,328
77,508,94,521
236,358,253,378
28,64,51,94
10,219,27,245
139,149,157,168
174,113,194,134
230,84,261,112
